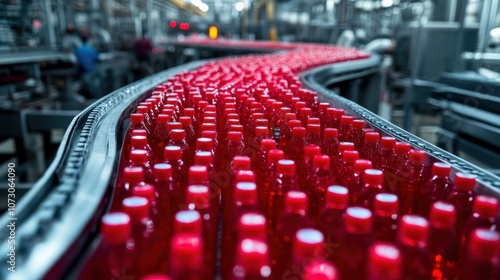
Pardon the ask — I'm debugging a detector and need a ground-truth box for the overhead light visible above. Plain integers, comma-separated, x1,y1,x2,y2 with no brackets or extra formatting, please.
381,0,394,8
235,2,244,12
200,3,209,12
191,0,202,7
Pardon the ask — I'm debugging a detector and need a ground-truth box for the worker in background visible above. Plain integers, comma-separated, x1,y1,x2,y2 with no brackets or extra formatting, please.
62,24,81,53
133,31,154,79
74,34,99,98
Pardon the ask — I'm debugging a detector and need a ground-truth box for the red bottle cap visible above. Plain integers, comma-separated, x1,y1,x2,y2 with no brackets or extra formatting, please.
201,123,216,132
206,105,216,112
352,120,366,129
364,132,380,143
473,195,499,217
454,172,476,191
186,185,210,209
292,126,306,137
319,103,330,110
394,142,411,155
325,186,349,209
184,108,195,117
364,169,384,185
229,125,244,133
122,196,149,223
332,108,344,118
285,191,308,213
236,239,270,273
368,243,401,280
232,156,251,171
170,234,203,270
131,135,148,149
313,155,330,168
342,150,359,164
468,229,500,260
338,142,355,153
124,166,144,185
255,126,269,137
293,228,325,263
136,106,149,114
130,113,144,123
295,101,306,111
227,119,240,129
170,129,186,141
203,117,216,124
140,274,173,280
273,101,284,110
300,107,312,117
251,113,264,121
132,184,156,203
285,113,297,122
307,124,321,135
227,113,240,121
239,213,267,240
260,139,276,151
132,129,148,137
281,107,292,116
303,261,338,280
308,118,321,125
354,159,373,173
323,128,338,139
201,130,217,141
195,151,213,166
197,100,208,109
380,137,396,149
235,182,258,205
305,145,321,158
430,201,456,229
340,115,354,125
431,162,451,177
130,149,149,164
179,116,192,126
398,215,429,247
175,210,202,234
167,122,183,131
255,119,269,128
101,212,131,244
196,138,213,151
277,159,296,175
164,146,182,161
236,170,256,183
268,149,285,163
345,207,373,234
188,166,208,184
374,193,398,217
227,131,243,141
288,119,302,128
409,149,426,163
153,163,172,181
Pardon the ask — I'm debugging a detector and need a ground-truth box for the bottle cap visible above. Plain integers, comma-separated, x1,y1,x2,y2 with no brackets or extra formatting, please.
260,139,276,151
313,155,330,168
342,150,359,164
307,124,321,134
268,149,285,163
235,182,258,205
167,122,182,132
473,195,499,218
195,151,213,166
130,149,149,164
175,210,202,234
354,159,373,173
122,196,149,223
303,261,338,280
130,113,144,123
228,131,244,142
325,186,349,209
293,228,325,263
323,128,338,139
196,138,213,151
468,229,500,260
364,132,380,143
352,120,366,129
131,135,148,149
136,106,149,114
132,129,148,137
285,113,297,122
162,109,174,116
281,107,292,116
140,274,173,280
300,107,312,117
295,101,306,111
305,145,321,158
319,103,330,110
430,201,456,229
132,184,156,203
308,118,320,125
186,185,210,209
394,142,411,155
292,126,306,137
184,108,195,117
255,119,269,128
227,113,240,121
236,170,256,183
101,212,131,244
201,130,217,141
409,150,426,163
340,115,354,125
332,108,344,118
124,166,144,185
454,172,476,191
201,123,216,132
170,129,186,141
380,137,396,149
179,116,192,126
288,119,302,128
206,105,216,112
338,142,355,153
251,113,264,121
345,207,373,234
236,239,270,273
398,215,429,247
153,163,172,181
170,234,203,270
431,162,451,177
374,193,398,217
364,169,384,185
239,213,267,240
368,243,401,280
164,145,182,161
273,101,284,110
277,159,296,175
203,117,216,124
255,126,269,137
188,165,208,184
285,191,308,213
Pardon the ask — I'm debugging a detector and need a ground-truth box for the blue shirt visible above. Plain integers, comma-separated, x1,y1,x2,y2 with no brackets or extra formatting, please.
74,44,98,73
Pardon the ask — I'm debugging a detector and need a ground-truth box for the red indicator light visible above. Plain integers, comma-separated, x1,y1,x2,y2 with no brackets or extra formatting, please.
170,21,177,28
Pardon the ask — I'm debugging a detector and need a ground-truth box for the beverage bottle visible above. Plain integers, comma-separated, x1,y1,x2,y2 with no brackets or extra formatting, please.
132,129,148,137
357,169,385,211
428,201,459,280
195,137,215,159
174,210,202,235
272,191,310,278
169,234,204,280
352,119,366,149
222,131,245,171
200,130,218,153
122,196,155,276
306,124,321,146
183,108,198,134
397,215,431,280
367,243,402,280
163,146,186,206
136,106,153,131
302,261,338,280
321,128,339,157
347,159,373,205
300,145,321,188
325,108,344,129
167,121,182,134
330,142,355,176
238,213,267,242
99,212,134,278
131,184,159,226
299,107,312,127
373,193,399,242
277,111,295,139
260,149,285,216
360,132,380,162
335,150,359,186
462,195,498,243
376,136,396,171
252,126,270,157
254,139,276,179
153,163,173,227
385,142,411,194
337,207,373,280
167,129,192,166
279,119,301,151
317,102,330,123
284,126,306,164
179,116,196,149
125,113,150,158
269,159,298,228
129,149,153,182
399,150,427,214
338,115,354,142
131,135,152,159
307,155,333,221
151,114,170,163
117,166,145,207
460,229,500,280
232,239,272,280
418,162,452,217
447,172,476,233
283,229,326,279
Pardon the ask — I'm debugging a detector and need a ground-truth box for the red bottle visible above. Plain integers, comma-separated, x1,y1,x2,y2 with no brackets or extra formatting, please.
325,108,344,129
136,106,153,132
179,116,196,148
174,210,202,234
167,129,191,166
163,146,186,205
299,107,312,127
336,207,373,279
447,172,476,233
260,149,285,216
195,137,215,159
117,167,145,206
285,229,327,279
169,234,204,280
131,184,159,226
306,124,321,146
307,154,333,220
300,145,321,187
428,201,459,280
335,150,359,186
385,142,411,194
232,239,272,280
357,169,385,210
418,162,452,217
254,139,276,178
352,119,366,149
338,115,354,142
373,193,399,242
126,114,150,149
153,163,173,225
151,114,170,163
399,150,427,214
367,243,402,280
360,132,380,162
302,261,338,280
347,159,373,204
279,119,301,151
397,215,431,280
376,136,396,171
129,149,153,182
460,229,500,280
238,213,267,242
222,131,246,171
463,195,499,243
321,128,339,157
285,126,306,164
269,159,298,228
130,135,152,161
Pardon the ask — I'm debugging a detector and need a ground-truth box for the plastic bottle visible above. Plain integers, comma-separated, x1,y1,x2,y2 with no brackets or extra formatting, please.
347,159,373,205
300,145,322,188
252,126,270,156
302,261,338,280
222,131,246,171
352,119,366,149
356,169,385,210
179,116,196,149
330,141,355,177
254,139,276,179
385,142,411,194
376,136,396,171
321,128,339,157
151,114,170,163
428,201,459,280
325,108,344,129
399,150,427,214
130,135,152,162
372,193,399,243
269,159,298,229
335,150,359,186
153,163,172,226
367,243,402,280
285,127,306,164
238,213,267,242
131,184,159,227
167,129,191,167
306,124,321,146
338,115,354,142
462,195,498,244
284,229,326,279
232,239,272,280
360,132,380,162
460,229,500,280
397,215,431,280
169,234,204,280
117,166,145,205
163,146,186,206
418,162,452,217
174,210,202,234
260,149,284,216
279,119,301,151
307,155,334,221
129,149,153,182
447,172,476,233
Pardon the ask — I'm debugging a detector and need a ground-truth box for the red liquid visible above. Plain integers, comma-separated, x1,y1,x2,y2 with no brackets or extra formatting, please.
460,229,500,280
447,172,476,233
279,119,301,151
376,136,396,171
360,132,380,162
352,119,366,149
282,228,326,279
347,159,372,205
306,124,321,146
268,159,298,229
222,131,246,172
325,108,344,129
169,234,204,280
398,215,431,280
385,142,411,194
320,128,339,158
367,243,402,280
306,154,333,221
167,129,192,167
418,162,452,217
151,114,170,163
285,126,306,165
163,146,186,210
338,115,354,142
231,239,272,280
373,193,399,242
399,150,427,214
302,261,338,280
129,149,153,182
356,169,385,211
335,150,359,186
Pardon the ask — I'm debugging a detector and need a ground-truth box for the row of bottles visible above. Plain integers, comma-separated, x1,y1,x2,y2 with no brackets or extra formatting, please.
79,44,499,280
